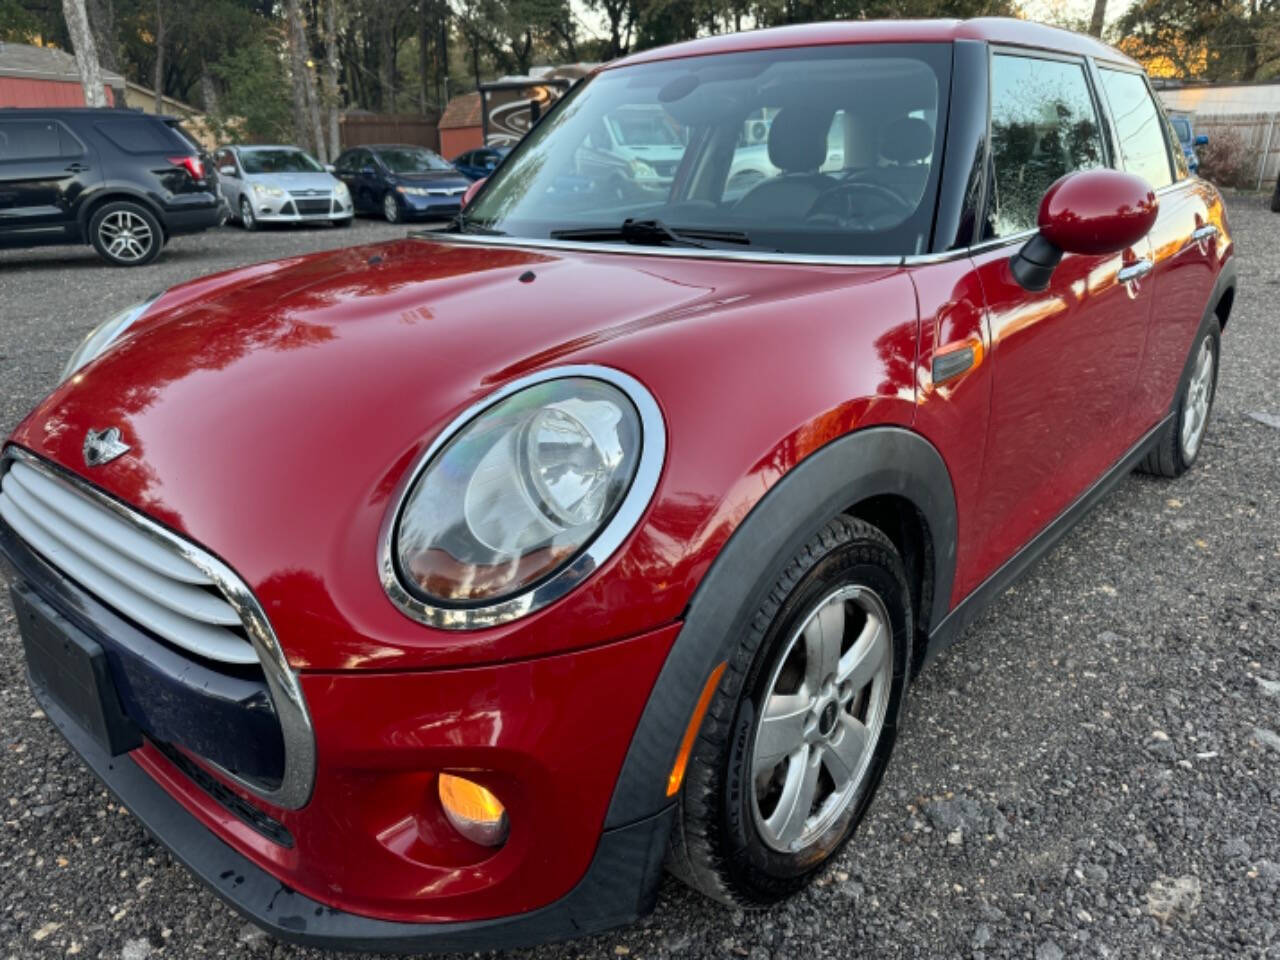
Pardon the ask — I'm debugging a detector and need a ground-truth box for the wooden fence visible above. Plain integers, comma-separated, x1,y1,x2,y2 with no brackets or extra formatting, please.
1192,112,1280,189
339,112,442,152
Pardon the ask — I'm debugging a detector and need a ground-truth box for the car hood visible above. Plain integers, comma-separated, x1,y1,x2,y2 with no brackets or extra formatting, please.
390,171,469,187
245,171,339,191
11,237,909,670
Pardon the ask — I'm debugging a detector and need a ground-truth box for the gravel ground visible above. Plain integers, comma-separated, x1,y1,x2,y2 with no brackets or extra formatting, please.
0,200,1277,960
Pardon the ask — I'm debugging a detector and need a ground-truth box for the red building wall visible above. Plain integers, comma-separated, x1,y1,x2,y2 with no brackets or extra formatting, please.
0,77,116,108
439,125,483,159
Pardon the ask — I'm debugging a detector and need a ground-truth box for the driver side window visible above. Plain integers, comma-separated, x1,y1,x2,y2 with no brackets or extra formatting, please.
986,54,1105,239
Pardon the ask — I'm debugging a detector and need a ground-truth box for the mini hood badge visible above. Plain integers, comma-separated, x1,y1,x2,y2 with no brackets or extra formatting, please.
83,427,130,467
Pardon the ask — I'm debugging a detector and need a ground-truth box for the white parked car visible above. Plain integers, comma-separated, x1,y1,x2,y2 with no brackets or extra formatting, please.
213,145,354,230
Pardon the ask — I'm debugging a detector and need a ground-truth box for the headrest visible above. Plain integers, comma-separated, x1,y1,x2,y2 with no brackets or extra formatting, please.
880,117,934,165
767,108,833,173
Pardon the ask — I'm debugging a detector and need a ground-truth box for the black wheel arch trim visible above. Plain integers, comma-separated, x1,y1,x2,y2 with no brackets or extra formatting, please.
77,186,167,231
604,425,957,830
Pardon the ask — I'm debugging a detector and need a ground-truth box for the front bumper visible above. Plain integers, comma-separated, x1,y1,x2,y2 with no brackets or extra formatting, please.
0,492,681,948
399,192,464,220
251,194,353,223
33,680,674,952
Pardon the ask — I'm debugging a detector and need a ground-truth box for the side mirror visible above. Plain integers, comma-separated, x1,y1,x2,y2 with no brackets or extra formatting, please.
1195,134,1209,146
462,177,487,209
1010,169,1157,292
218,164,236,177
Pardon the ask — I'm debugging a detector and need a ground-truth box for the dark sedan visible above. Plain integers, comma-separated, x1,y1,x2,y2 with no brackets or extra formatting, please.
452,146,511,181
332,144,470,222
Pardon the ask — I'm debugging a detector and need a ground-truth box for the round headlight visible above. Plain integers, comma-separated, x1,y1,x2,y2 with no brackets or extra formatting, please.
383,367,664,629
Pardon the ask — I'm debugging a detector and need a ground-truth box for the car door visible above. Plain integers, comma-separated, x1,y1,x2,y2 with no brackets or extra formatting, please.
335,149,367,209
967,50,1157,582
214,148,241,208
1094,64,1223,432
0,117,93,244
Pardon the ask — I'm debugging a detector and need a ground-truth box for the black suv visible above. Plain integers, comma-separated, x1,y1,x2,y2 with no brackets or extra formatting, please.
0,108,221,266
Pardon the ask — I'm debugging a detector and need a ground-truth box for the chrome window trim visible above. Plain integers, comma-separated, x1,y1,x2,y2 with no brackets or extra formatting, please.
378,364,667,631
1,447,316,811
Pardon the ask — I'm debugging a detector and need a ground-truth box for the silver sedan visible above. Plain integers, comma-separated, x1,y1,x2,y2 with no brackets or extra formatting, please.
213,145,354,230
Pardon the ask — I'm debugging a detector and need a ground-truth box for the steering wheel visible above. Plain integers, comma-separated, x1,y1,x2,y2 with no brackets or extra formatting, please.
806,181,913,227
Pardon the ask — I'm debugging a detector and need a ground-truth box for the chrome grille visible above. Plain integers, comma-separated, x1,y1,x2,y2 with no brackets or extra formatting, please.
0,459,257,665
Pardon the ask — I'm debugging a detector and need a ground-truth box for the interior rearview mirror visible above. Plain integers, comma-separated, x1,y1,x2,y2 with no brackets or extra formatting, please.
1010,169,1158,292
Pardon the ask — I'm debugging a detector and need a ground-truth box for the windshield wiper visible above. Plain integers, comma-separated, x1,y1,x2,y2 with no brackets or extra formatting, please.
450,211,506,236
550,218,753,249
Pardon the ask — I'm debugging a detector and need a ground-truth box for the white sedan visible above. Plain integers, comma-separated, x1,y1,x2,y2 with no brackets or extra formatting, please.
213,145,354,230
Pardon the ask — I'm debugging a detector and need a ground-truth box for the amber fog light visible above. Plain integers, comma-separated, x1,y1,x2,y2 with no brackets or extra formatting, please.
438,774,509,847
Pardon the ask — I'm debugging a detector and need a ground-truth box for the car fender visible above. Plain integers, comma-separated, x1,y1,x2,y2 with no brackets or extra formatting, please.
604,425,956,829
75,183,168,229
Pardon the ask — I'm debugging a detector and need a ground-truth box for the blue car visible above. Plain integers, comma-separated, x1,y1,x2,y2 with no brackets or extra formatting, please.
452,146,511,181
1168,112,1208,175
332,144,471,223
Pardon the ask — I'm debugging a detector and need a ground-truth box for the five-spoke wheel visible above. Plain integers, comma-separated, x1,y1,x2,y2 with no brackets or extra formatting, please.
752,585,893,853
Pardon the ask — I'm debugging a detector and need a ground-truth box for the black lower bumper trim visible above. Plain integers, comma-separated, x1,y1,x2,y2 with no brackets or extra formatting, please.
31,678,673,953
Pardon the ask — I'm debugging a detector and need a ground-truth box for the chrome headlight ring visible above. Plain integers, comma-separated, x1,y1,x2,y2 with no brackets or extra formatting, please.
378,365,666,631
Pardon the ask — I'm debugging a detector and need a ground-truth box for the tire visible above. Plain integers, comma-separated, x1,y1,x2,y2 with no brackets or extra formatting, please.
668,516,911,907
382,191,402,223
1270,174,1280,213
1138,320,1221,478
240,197,257,231
88,201,163,267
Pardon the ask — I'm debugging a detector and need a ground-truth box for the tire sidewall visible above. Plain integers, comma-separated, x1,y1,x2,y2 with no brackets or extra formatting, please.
716,531,911,899
1174,322,1221,471
383,192,401,223
89,201,163,267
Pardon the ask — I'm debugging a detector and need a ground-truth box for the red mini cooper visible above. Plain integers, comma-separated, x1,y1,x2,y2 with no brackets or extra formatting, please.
0,18,1234,952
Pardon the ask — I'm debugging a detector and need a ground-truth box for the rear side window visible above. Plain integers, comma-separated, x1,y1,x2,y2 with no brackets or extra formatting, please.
987,54,1106,238
1098,68,1174,189
94,117,188,154
0,119,81,161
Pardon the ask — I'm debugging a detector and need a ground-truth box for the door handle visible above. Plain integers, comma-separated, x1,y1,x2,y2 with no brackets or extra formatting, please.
1117,259,1154,284
1191,224,1218,243
64,162,89,173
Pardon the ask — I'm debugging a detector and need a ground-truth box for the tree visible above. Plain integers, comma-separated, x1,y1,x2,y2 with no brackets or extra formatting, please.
153,0,165,111
1088,0,1106,37
283,0,324,157
61,0,108,106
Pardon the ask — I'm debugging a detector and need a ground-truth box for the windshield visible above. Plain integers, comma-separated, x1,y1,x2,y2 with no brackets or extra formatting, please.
240,149,323,174
609,108,684,147
378,147,454,173
465,43,950,256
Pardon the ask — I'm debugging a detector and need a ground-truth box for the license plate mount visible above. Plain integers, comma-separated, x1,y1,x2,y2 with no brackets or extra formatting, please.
12,583,141,756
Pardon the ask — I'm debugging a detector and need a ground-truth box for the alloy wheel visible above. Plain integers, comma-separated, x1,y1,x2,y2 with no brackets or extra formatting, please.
97,210,154,263
751,584,893,853
1181,334,1215,460
384,193,400,223
241,198,255,229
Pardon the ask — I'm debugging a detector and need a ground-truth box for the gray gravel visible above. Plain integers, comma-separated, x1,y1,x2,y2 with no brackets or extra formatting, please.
1,200,1278,959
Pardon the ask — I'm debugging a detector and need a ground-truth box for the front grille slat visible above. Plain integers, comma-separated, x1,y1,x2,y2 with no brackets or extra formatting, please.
8,462,211,584
1,475,240,626
0,461,258,666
